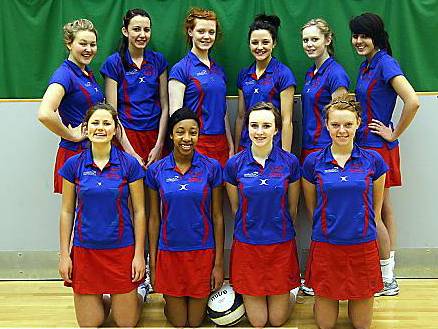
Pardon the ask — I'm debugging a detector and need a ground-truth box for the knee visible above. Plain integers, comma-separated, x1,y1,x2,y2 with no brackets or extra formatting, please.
247,315,267,328
315,319,336,329
167,319,187,328
187,318,203,327
269,312,290,327
113,316,139,328
350,318,371,329
77,318,104,328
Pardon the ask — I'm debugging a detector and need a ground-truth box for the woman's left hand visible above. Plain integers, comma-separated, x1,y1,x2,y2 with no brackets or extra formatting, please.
210,265,224,291
146,145,163,168
228,144,235,159
131,254,146,282
368,119,396,142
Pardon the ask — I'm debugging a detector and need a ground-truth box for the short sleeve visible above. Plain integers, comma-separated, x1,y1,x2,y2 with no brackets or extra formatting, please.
58,155,78,183
169,61,189,85
49,67,72,94
145,164,159,190
126,155,145,183
100,53,122,82
223,157,238,186
209,160,223,188
327,65,350,94
277,64,296,91
381,57,404,84
236,68,246,89
302,153,317,184
156,51,168,76
370,151,389,180
288,154,301,183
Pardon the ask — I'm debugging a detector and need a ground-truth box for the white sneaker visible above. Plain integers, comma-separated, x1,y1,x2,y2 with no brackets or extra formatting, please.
300,283,315,296
290,287,299,303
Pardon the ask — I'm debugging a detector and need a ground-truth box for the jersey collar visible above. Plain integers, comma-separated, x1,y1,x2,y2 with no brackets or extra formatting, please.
310,56,334,77
164,151,202,171
64,59,94,79
322,144,361,164
363,49,386,70
247,145,279,165
124,49,149,69
84,145,121,168
188,51,215,68
247,56,278,77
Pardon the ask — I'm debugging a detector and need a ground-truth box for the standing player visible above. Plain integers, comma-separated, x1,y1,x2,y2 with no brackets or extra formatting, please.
58,103,146,327
38,19,104,193
302,95,387,329
300,18,350,163
101,8,169,167
224,102,301,327
168,7,233,167
235,14,296,152
350,12,420,295
146,107,224,327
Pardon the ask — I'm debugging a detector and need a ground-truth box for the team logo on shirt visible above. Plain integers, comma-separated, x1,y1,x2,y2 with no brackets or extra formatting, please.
245,80,255,85
166,175,180,183
179,184,189,190
126,69,138,75
340,176,348,182
244,171,259,178
83,170,96,176
253,88,259,94
324,167,339,173
139,77,146,83
259,179,269,186
197,69,208,76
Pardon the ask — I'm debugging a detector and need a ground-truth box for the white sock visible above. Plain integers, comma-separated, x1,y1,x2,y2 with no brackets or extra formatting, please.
290,287,299,302
137,284,147,302
390,251,396,271
380,258,393,283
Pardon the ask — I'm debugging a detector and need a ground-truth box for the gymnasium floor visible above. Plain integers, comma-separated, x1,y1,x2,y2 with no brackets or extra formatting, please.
0,279,437,328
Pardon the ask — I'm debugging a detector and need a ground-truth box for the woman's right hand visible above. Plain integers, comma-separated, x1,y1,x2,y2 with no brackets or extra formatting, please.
150,267,156,291
67,124,86,143
59,255,72,283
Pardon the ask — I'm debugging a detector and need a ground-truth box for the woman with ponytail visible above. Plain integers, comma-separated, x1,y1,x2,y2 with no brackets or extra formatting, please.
101,8,169,167
300,18,350,163
349,12,419,296
234,14,296,153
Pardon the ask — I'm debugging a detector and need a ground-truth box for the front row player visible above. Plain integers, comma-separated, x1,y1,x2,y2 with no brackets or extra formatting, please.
58,103,146,327
146,107,224,327
224,102,301,327
302,95,388,329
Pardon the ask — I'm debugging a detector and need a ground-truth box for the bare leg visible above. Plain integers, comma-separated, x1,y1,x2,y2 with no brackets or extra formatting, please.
187,296,208,327
73,293,107,327
314,295,339,329
242,295,268,328
111,288,142,327
163,295,188,327
267,293,292,327
382,189,397,251
348,297,374,329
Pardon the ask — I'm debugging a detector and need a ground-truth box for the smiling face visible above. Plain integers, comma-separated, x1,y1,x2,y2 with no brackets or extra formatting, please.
248,109,277,148
67,30,97,68
249,29,275,63
302,25,330,60
326,109,360,147
123,15,151,50
171,119,199,156
86,109,116,144
351,33,378,59
188,19,216,52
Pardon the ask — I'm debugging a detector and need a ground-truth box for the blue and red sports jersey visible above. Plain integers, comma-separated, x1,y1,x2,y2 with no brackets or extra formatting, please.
237,57,296,149
48,60,104,151
301,57,350,149
58,146,145,249
355,50,404,149
100,49,168,131
224,146,300,245
302,144,388,245
145,151,223,252
169,51,227,135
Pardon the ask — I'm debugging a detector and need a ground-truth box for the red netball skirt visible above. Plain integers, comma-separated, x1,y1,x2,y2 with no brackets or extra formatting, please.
364,144,401,188
300,148,322,165
230,239,301,296
66,245,141,295
196,134,229,167
155,248,215,298
124,128,169,161
305,240,383,300
54,146,83,194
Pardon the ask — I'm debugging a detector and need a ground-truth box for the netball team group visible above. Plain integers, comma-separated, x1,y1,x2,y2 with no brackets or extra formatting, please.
37,6,419,328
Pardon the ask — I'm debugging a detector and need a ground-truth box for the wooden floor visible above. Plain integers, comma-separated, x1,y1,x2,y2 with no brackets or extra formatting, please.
0,279,437,328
